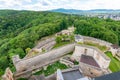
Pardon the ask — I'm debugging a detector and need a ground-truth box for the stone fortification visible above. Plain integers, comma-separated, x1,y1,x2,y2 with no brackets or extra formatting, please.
13,44,75,73
72,45,111,69
25,37,56,58
12,38,112,79
35,37,55,49
83,36,112,48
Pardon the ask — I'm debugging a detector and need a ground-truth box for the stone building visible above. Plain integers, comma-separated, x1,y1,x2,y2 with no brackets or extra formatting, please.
79,55,103,77
72,45,111,77
72,45,110,68
3,32,120,80
56,69,120,80
56,69,87,80
11,43,111,79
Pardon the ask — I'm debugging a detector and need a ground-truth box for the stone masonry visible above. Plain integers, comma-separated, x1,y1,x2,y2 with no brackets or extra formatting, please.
13,44,75,79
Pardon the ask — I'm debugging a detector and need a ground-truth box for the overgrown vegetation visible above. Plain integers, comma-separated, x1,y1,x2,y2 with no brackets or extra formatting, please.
73,60,79,65
0,10,73,75
74,17,120,45
56,34,74,43
0,10,120,76
105,51,120,72
53,42,71,49
54,34,74,48
33,61,68,76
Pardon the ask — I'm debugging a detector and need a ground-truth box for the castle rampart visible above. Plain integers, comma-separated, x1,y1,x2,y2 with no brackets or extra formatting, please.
13,44,75,73
82,36,112,48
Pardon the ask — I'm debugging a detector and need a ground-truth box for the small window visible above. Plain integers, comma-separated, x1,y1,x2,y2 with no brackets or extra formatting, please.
91,72,93,74
84,49,87,55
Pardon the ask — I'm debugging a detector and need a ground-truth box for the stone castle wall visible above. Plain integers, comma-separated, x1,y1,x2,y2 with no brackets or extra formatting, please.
83,36,112,47
12,35,113,79
13,44,75,73
79,62,103,77
35,37,55,49
24,37,56,58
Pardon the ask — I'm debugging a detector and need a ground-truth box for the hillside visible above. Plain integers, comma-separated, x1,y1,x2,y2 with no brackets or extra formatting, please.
50,8,120,14
0,10,72,75
0,10,120,76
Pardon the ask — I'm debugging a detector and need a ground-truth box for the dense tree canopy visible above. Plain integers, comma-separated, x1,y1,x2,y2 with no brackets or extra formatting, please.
0,10,120,76
74,17,120,44
0,10,71,75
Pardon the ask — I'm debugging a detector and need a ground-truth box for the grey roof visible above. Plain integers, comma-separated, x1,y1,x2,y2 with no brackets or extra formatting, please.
94,71,120,80
75,35,82,39
62,69,83,80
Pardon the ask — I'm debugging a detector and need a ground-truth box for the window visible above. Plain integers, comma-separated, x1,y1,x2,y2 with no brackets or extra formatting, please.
84,49,87,55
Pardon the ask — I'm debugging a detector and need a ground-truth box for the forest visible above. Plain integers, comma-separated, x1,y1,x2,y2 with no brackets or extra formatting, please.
0,10,120,76
74,17,120,44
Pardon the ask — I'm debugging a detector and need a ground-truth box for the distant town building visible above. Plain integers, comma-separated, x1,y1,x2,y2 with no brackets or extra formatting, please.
88,13,120,21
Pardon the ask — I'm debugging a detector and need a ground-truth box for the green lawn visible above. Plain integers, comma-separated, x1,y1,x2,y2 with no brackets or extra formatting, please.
33,61,68,76
84,42,107,51
105,51,120,72
53,42,71,49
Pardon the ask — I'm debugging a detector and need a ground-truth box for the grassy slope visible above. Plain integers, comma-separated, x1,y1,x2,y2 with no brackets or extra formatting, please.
84,42,107,51
53,42,71,49
105,52,120,72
